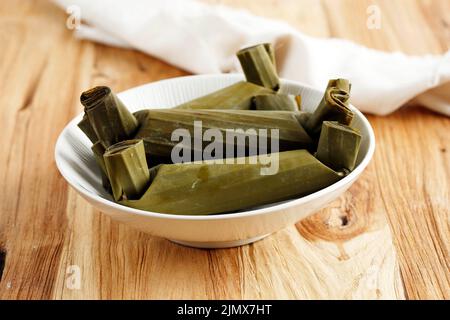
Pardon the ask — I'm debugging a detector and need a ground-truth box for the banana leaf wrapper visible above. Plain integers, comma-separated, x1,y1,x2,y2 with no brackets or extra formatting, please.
78,114,99,143
132,109,314,160
175,81,273,110
262,43,276,66
91,141,111,191
111,147,343,215
303,79,354,136
316,121,362,172
80,86,139,147
253,94,300,111
103,140,150,201
237,44,280,91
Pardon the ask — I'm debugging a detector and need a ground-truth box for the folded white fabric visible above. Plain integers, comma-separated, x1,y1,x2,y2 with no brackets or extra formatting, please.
54,0,450,116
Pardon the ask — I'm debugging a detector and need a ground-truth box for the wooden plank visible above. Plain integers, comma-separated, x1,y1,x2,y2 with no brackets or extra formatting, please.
0,0,447,299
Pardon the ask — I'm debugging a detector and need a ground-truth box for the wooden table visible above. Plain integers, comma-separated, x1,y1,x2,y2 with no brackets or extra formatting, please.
0,0,448,299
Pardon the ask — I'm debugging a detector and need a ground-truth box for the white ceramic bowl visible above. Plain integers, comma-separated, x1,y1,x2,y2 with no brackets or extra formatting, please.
55,74,375,248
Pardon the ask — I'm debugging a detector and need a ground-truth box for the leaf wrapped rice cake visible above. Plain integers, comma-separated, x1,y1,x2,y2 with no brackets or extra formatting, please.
315,121,361,172
78,114,99,144
91,141,111,191
133,109,314,160
103,140,150,201
104,142,344,215
175,81,273,110
302,79,353,136
237,43,280,91
253,93,300,111
75,49,363,215
79,86,139,147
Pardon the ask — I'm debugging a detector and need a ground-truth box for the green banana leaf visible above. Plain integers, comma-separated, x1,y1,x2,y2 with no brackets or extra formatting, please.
303,79,353,136
315,121,361,172
175,81,273,110
237,44,280,91
78,114,98,143
91,141,111,191
133,109,314,160
253,94,300,111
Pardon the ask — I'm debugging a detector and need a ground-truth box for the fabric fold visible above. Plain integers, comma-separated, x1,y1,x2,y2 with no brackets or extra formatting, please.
54,0,450,116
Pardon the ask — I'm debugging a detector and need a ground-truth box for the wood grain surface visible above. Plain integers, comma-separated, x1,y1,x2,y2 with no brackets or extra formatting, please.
0,0,448,300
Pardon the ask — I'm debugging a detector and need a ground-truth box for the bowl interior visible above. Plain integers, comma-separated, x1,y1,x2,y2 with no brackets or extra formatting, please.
55,74,374,216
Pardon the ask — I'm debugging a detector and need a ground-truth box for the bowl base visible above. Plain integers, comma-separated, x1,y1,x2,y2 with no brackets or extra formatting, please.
168,234,270,249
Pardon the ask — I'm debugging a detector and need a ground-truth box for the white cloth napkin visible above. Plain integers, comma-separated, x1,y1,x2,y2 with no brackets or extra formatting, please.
55,0,450,116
